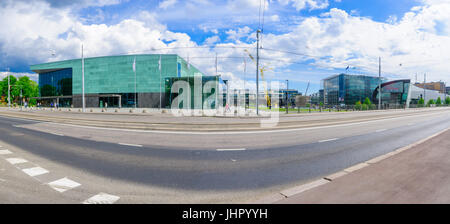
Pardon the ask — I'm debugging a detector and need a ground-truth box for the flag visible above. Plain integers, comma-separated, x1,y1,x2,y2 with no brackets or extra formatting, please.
158,55,162,71
187,55,190,70
132,57,136,72
346,65,349,71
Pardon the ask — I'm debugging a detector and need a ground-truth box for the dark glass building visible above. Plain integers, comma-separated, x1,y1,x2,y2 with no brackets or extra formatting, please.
323,74,385,106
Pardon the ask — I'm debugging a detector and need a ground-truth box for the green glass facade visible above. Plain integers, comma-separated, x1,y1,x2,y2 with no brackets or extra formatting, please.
323,74,384,106
30,54,206,108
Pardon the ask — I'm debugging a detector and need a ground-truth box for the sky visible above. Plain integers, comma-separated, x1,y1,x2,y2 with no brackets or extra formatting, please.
0,0,449,94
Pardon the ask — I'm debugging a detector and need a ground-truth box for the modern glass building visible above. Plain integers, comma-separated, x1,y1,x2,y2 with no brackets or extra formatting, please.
323,74,385,106
373,80,447,108
31,54,213,108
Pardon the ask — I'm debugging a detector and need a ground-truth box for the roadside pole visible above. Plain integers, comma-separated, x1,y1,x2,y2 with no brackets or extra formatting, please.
159,55,162,110
256,29,260,115
378,57,382,110
286,80,289,114
7,67,10,108
82,45,86,112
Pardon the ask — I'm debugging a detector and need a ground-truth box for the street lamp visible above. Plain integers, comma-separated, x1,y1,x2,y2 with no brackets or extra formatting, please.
286,80,289,114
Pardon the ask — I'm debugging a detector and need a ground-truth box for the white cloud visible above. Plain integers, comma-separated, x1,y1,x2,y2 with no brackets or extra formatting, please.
159,0,177,10
278,0,329,11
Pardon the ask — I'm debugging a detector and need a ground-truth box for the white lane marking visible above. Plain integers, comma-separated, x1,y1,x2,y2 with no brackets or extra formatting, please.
0,150,12,155
6,158,28,165
280,179,331,197
376,129,388,133
83,193,120,204
51,133,65,136
44,111,448,135
318,138,339,143
48,177,81,193
216,148,246,151
0,178,5,182
22,167,49,177
118,143,143,147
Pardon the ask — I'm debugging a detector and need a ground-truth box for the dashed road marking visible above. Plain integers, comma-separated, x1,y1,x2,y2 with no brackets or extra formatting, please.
376,129,388,133
118,143,143,147
83,193,120,204
6,158,28,165
318,138,339,143
22,167,49,177
217,148,247,151
0,178,5,182
51,133,65,136
48,177,81,193
0,150,12,155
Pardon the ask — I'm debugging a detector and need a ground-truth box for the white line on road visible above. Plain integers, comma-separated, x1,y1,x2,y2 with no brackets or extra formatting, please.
22,167,49,177
0,178,5,182
6,158,28,165
83,193,120,204
51,133,65,136
376,129,388,133
118,143,143,147
48,177,81,193
216,148,247,151
318,138,339,143
44,111,447,135
0,150,12,155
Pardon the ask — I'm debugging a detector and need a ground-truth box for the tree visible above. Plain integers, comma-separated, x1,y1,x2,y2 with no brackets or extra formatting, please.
436,97,442,106
418,98,425,107
0,75,39,106
427,99,435,107
363,97,372,106
446,97,450,105
0,75,17,104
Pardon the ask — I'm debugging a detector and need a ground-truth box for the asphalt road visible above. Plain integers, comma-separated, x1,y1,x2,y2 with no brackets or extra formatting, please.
0,108,449,203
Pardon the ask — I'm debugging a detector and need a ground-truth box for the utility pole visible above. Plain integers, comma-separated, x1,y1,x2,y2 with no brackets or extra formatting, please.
424,73,426,102
7,67,10,108
82,44,86,112
243,56,246,110
378,57,382,110
286,80,289,114
159,54,162,110
256,29,261,115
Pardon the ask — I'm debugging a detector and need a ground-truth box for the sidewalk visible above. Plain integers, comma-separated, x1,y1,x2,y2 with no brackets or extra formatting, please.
275,128,450,204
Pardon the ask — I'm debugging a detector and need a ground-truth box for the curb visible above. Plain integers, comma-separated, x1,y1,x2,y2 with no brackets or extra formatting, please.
250,127,450,204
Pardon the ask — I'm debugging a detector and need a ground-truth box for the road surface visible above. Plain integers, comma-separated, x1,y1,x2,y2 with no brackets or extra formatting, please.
0,108,449,203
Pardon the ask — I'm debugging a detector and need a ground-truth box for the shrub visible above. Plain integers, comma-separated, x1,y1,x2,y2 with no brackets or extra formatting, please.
427,99,435,107
436,97,442,105
418,98,425,107
446,97,450,105
361,104,369,111
355,101,362,110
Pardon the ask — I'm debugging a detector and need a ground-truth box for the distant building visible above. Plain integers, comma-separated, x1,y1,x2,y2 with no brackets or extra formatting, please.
322,74,385,106
415,82,446,93
446,86,450,95
372,80,446,107
276,89,301,107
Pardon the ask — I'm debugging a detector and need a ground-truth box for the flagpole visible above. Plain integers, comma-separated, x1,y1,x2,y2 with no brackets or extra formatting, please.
134,56,137,109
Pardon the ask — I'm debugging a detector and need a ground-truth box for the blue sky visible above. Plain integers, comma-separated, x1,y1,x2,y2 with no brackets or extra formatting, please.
1,0,449,94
